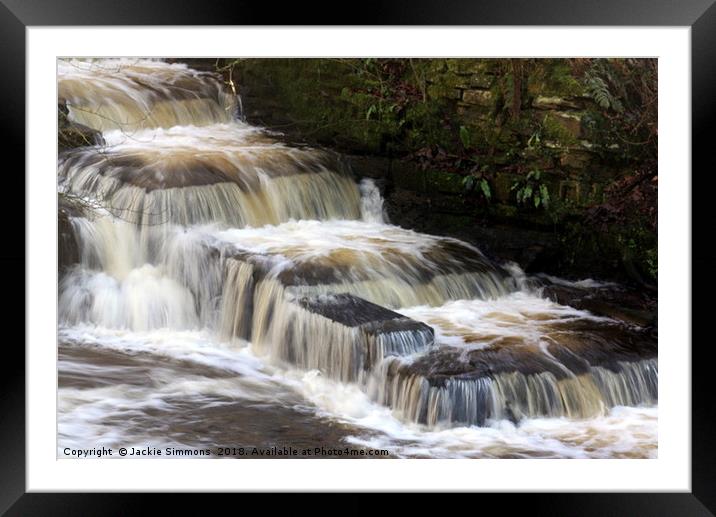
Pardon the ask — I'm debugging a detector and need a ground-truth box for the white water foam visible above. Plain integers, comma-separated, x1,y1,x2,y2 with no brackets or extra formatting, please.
58,321,656,458
398,292,616,350
359,178,387,224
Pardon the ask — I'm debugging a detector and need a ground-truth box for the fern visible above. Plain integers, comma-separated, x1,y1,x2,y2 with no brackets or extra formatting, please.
586,74,623,112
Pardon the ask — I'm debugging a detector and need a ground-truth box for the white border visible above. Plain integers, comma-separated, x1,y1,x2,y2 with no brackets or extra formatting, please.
27,27,690,491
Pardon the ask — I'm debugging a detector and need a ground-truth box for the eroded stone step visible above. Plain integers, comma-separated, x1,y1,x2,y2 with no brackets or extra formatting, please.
296,293,435,369
58,125,361,227
221,259,436,382
367,316,657,427
217,221,515,311
58,59,235,132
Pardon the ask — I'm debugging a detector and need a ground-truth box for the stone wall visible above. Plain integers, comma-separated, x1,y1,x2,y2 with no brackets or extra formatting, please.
225,58,614,202
202,58,657,285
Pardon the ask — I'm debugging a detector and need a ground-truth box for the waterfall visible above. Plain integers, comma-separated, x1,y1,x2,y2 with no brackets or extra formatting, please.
58,59,657,439
59,218,224,330
366,357,657,426
235,93,246,122
58,124,363,227
58,59,236,132
360,178,387,223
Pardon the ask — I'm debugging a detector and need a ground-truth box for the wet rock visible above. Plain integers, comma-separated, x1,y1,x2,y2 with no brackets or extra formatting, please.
297,293,405,328
371,311,657,427
62,151,232,191
539,278,657,328
232,225,510,290
58,102,104,151
345,155,391,180
295,293,434,370
407,343,568,383
374,345,656,427
297,293,433,341
59,138,338,193
58,194,86,271
396,308,656,387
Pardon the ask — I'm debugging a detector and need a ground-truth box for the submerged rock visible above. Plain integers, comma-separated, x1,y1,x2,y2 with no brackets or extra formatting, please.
407,318,656,383
58,59,236,133
57,126,361,227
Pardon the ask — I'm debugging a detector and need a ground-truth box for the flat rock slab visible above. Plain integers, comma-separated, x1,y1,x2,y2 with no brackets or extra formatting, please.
539,278,657,328
297,293,406,327
59,136,337,193
401,318,656,387
220,223,512,293
296,293,434,337
295,293,435,365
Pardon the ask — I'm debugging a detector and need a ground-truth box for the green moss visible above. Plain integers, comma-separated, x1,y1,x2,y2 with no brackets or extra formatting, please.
427,83,462,99
491,203,519,219
403,101,456,151
541,112,579,146
542,61,585,97
425,170,464,194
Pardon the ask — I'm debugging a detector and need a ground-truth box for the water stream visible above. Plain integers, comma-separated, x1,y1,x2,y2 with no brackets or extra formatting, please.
57,59,657,459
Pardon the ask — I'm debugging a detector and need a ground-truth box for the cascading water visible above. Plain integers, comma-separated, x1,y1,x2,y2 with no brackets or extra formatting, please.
58,59,657,459
58,59,237,132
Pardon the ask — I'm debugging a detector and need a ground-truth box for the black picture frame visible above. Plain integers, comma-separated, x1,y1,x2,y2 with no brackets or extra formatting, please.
2,0,713,513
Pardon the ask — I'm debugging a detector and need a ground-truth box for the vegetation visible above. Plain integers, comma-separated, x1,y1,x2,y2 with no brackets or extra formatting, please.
213,58,657,284
511,170,551,210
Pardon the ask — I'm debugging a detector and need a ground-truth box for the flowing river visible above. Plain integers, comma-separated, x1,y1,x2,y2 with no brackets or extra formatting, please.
57,59,657,459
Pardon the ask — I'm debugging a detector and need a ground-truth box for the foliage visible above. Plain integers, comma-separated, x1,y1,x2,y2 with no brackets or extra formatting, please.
511,170,550,209
220,57,657,283
533,59,585,97
585,75,623,112
461,168,492,202
579,58,657,165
